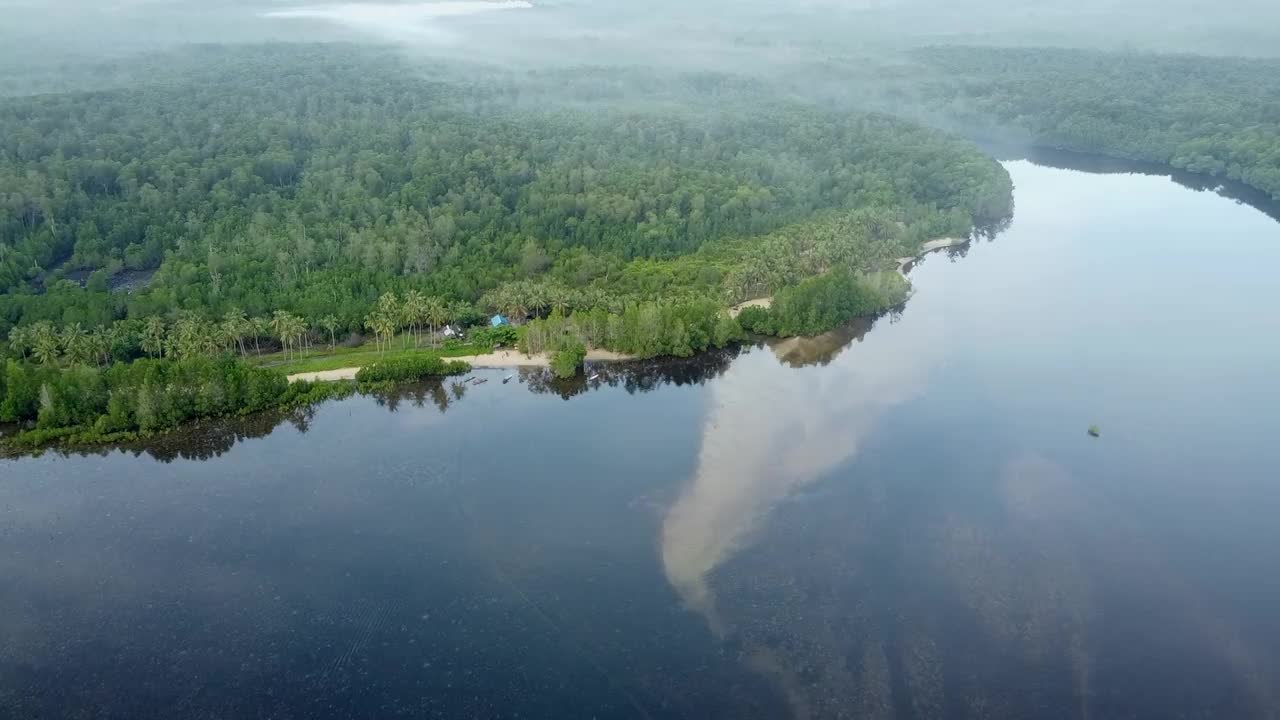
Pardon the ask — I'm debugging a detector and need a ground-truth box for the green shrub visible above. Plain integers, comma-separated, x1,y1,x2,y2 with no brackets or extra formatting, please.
468,325,519,350
355,356,471,383
736,306,775,335
550,341,587,379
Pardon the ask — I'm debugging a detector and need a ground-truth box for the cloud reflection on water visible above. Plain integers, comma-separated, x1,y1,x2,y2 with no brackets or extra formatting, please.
661,311,943,632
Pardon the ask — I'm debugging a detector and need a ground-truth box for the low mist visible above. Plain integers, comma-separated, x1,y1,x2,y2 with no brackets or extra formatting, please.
4,0,1280,84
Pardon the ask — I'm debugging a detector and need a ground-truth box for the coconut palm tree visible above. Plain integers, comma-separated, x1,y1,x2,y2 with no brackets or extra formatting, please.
364,313,382,354
499,287,527,323
479,289,503,316
270,310,295,360
548,284,574,316
319,315,340,350
449,300,476,328
221,308,249,357
171,312,204,359
86,328,110,368
141,317,167,359
101,323,126,364
375,291,401,339
290,316,309,358
424,296,448,348
525,282,549,319
365,310,395,355
272,311,309,361
248,316,268,356
61,323,90,365
31,321,60,366
6,325,31,360
402,290,428,348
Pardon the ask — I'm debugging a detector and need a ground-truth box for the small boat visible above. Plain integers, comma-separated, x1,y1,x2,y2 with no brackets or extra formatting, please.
502,375,513,384
589,374,600,381
471,377,488,385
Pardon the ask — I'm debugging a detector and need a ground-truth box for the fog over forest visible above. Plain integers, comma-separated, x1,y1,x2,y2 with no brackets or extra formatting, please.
3,0,1280,79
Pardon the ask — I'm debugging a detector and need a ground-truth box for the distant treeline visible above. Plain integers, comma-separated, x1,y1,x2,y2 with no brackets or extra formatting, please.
914,46,1280,202
0,353,470,450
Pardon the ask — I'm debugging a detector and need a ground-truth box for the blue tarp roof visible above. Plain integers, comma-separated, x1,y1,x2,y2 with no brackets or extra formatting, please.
491,314,510,326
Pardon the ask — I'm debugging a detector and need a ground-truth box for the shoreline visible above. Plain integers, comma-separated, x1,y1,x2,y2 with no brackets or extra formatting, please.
292,236,970,385
727,236,969,320
287,348,632,383
897,236,968,274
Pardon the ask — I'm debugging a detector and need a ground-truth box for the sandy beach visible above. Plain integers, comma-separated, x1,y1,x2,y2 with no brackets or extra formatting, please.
898,237,968,274
728,297,774,317
287,349,632,383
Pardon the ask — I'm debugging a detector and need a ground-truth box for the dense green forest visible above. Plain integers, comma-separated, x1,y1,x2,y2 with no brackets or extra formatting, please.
736,270,910,338
0,350,472,449
913,46,1280,201
0,45,1010,345
0,45,1015,443
0,45,1009,339
6,39,1280,444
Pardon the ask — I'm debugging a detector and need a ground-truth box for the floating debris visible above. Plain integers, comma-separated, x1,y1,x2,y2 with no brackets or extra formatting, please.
1088,425,1101,438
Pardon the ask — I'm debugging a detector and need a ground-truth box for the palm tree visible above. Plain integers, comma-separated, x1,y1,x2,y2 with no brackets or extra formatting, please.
101,323,125,364
449,300,475,328
580,288,607,313
31,321,60,366
365,311,395,355
250,316,271,356
141,317,167,359
6,325,31,360
199,328,222,357
424,296,448,348
364,313,382,354
171,312,204,359
496,286,526,323
479,289,503,316
402,290,428,348
271,310,294,360
375,292,401,346
319,315,340,350
525,282,549,319
290,316,309,358
549,284,574,316
221,308,249,357
61,323,90,366
86,328,110,368
271,311,309,360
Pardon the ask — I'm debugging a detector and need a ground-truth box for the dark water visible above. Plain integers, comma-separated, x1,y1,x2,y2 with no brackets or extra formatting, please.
4,157,1280,719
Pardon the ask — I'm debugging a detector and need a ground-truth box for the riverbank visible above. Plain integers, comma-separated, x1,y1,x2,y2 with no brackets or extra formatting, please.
287,348,633,383
727,236,967,319
897,237,967,274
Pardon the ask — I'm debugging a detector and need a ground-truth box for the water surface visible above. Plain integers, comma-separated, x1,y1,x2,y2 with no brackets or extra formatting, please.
3,156,1280,718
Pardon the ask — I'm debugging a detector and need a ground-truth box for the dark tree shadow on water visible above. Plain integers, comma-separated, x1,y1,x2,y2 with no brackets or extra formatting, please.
520,346,744,400
1021,146,1280,223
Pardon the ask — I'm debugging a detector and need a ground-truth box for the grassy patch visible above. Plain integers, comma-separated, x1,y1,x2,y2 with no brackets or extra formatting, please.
252,337,488,375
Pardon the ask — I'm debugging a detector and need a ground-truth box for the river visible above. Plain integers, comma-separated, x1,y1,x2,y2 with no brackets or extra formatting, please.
3,154,1280,719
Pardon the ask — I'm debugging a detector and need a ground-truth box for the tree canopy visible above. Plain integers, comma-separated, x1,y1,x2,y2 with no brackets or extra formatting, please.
0,44,1012,341
913,46,1280,202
